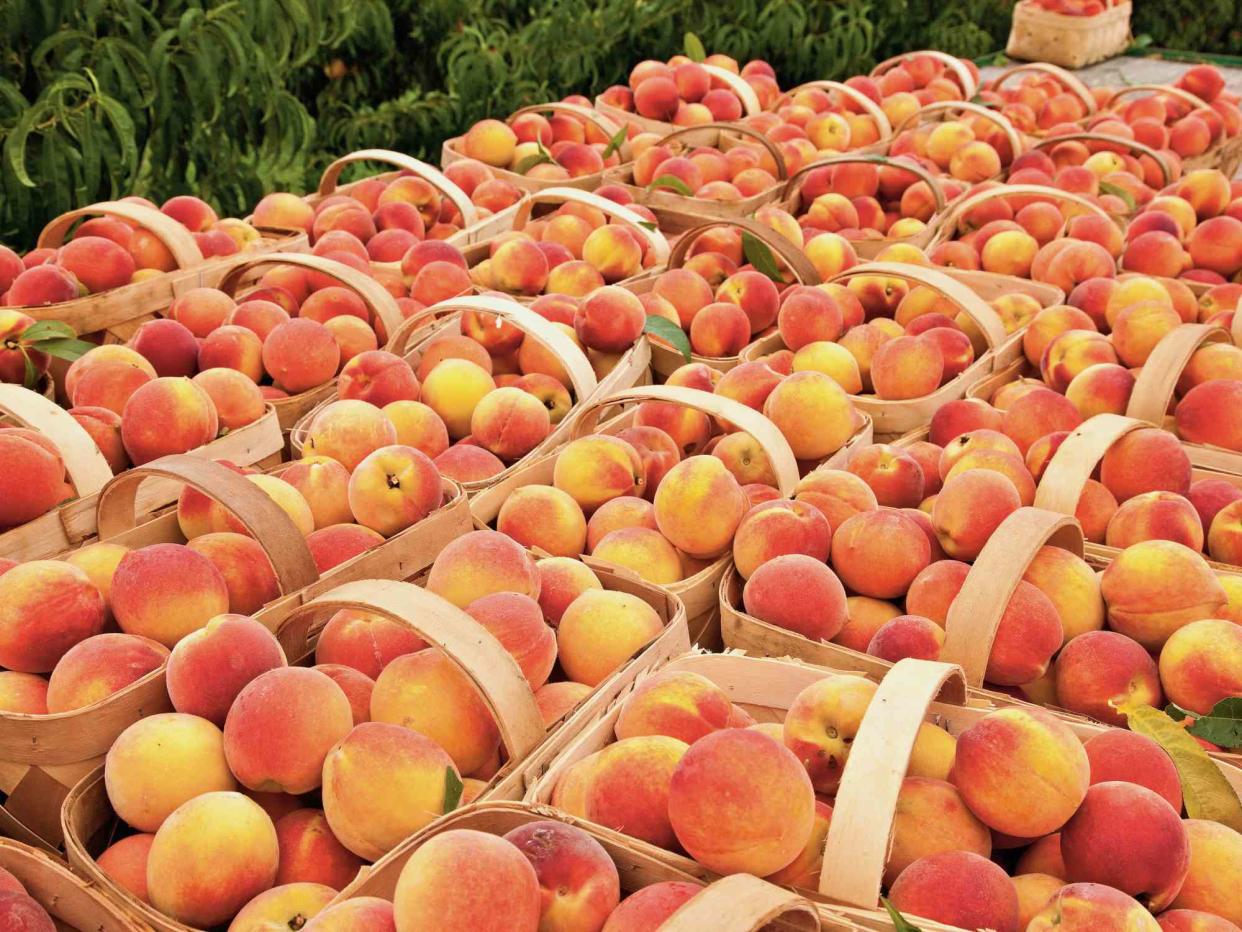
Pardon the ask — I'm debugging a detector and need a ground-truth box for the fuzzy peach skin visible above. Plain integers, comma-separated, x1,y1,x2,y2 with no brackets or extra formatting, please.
762,370,856,460
1156,909,1242,932
227,882,335,931
1026,882,1161,932
425,529,541,609
585,496,658,552
591,527,683,585
304,399,399,472
1055,630,1162,726
96,834,154,904
45,633,168,713
554,735,688,849
1023,544,1105,644
1106,491,1205,551
224,667,354,794
1159,619,1242,715
314,664,372,725
64,541,127,619
465,592,557,690
321,722,459,861
834,595,902,652
536,681,593,726
303,897,396,932
1099,541,1227,651
166,614,287,726
885,777,993,887
504,820,622,932
1083,730,1183,813
104,712,236,833
120,376,220,465
557,589,664,687
889,850,1021,932
279,458,354,530
983,579,1063,687
553,435,646,514
421,359,497,440
1168,820,1242,926
952,707,1090,838
1061,781,1190,913
146,791,279,928
496,484,588,557
0,560,106,673
314,608,426,679
186,532,281,616
831,509,931,599
932,469,1021,561
783,674,875,795
347,444,443,537
1099,428,1192,503
599,882,702,932
1013,873,1066,930
742,553,848,642
793,468,878,535
372,648,500,776
730,498,832,580
0,672,48,714
110,543,232,648
667,727,815,876
652,455,747,560
274,808,364,889
306,523,384,574
614,669,732,745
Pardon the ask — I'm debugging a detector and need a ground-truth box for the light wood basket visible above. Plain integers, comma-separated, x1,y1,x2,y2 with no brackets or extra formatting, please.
891,101,1025,169
984,62,1099,128
927,182,1116,250
595,65,763,138
1102,84,1242,177
0,837,144,930
1007,1,1132,71
870,52,980,99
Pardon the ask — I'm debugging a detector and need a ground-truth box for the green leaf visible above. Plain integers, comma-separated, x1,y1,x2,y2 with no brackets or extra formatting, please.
514,152,554,174
602,124,628,159
742,230,784,283
1119,700,1242,831
881,898,923,932
1099,181,1138,214
19,320,75,343
28,337,96,362
648,174,694,196
636,220,658,231
1168,698,1242,750
684,32,707,62
643,315,693,362
1130,33,1155,49
443,767,464,814
22,351,37,391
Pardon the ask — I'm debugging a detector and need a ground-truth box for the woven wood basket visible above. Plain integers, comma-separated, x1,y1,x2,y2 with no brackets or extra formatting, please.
1007,1,1132,70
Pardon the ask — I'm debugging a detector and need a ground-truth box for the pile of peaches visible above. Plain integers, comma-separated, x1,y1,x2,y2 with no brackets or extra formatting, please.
453,104,625,182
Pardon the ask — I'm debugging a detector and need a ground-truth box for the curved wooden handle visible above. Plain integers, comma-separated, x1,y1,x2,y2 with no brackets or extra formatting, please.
772,80,894,141
216,252,405,350
1105,83,1209,110
37,201,203,269
782,154,945,211
1033,413,1148,515
511,187,671,263
1127,323,1229,425
95,454,320,595
570,384,800,496
934,183,1112,241
871,51,978,98
667,216,820,285
818,659,968,905
656,123,788,180
278,578,545,760
316,149,478,227
509,101,623,141
662,875,820,932
986,62,1097,114
388,294,598,400
1033,132,1172,186
942,508,1084,687
0,384,114,497
703,64,762,116
895,100,1024,160
827,262,1008,351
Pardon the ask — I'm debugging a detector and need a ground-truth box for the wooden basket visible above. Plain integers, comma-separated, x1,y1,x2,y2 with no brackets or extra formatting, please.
870,51,979,99
768,81,895,155
629,216,820,379
211,251,406,429
442,102,629,195
595,65,763,138
0,384,284,564
927,182,1118,249
20,201,308,338
318,802,828,932
891,101,1025,169
469,384,870,649
1007,0,1132,70
599,123,790,232
1029,131,1174,193
984,62,1099,130
1102,85,1242,177
0,837,143,930
777,154,948,259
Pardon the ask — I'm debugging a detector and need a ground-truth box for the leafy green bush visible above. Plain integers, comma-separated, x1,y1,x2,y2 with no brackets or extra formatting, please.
1,0,1236,247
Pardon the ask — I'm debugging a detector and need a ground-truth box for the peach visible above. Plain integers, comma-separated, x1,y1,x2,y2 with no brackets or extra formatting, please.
1024,305,1097,367
1106,491,1204,550
305,897,396,932
929,397,1004,446
64,405,126,474
1023,545,1104,643
1084,730,1182,813
535,681,593,726
585,495,658,551
1157,911,1242,932
505,820,621,932
1177,380,1242,452
146,791,279,928
1055,630,1161,725
867,614,945,662
791,468,877,537
120,376,218,465
347,444,442,536
778,286,844,350
45,632,167,713
868,335,943,400
931,470,1021,561
1169,820,1242,926
494,484,586,557
783,673,876,795
831,509,930,599
376,401,447,460
1188,216,1242,277
1066,364,1136,418
1123,231,1192,278
1189,479,1242,535
306,524,383,574
1017,834,1067,879
336,350,419,407
557,588,662,686
96,834,154,904
553,434,645,513
192,367,265,432
1027,883,1161,932
731,497,832,580
1179,344,1242,393
315,608,425,678
304,399,398,471
129,318,199,378
416,335,493,381
716,270,780,335
0,671,48,714
1002,389,1083,456
246,473,314,537
465,591,556,690
591,527,683,585
166,614,286,726
228,882,335,930
279,458,353,530
321,721,460,860
1042,330,1119,393
1101,540,1226,649
1013,874,1066,930
470,386,551,461
742,553,847,642
186,532,280,615
7,263,79,304
105,712,236,832
421,359,497,440
953,706,1089,837
462,119,518,166
614,669,731,746
323,315,377,364
599,882,701,931
583,226,641,283
252,192,314,233
314,663,373,725
905,559,970,627
688,301,749,357
262,318,341,393
1159,618,1242,715
107,543,228,648
1113,301,1182,367
889,850,1020,932
426,529,540,608
1100,428,1193,502
652,455,746,560
0,432,67,528
763,370,856,460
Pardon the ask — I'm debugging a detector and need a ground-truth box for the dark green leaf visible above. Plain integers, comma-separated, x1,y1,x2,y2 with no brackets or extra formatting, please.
742,230,784,283
648,174,694,196
514,152,554,174
28,337,96,362
19,320,76,343
1168,699,1242,750
636,220,657,231
443,766,464,813
1099,181,1138,214
22,351,37,391
881,898,922,932
644,315,693,362
602,124,628,159
684,32,706,62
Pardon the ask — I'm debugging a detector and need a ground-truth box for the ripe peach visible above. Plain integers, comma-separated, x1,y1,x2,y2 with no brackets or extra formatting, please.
304,399,398,471
426,529,540,608
557,588,663,687
1022,545,1104,643
109,543,228,648
186,532,279,616
120,376,218,465
928,397,1004,446
0,431,68,527
470,386,552,462
1013,874,1066,930
889,850,1020,932
246,473,315,537
228,882,335,930
166,614,286,726
731,498,831,580
740,551,847,641
832,509,930,599
1177,380,1242,452
932,470,1021,561
0,671,48,714
1042,330,1119,393
553,434,645,514
505,820,621,932
1106,491,1204,550
1066,364,1136,418
533,558,601,629
762,370,856,460
1027,883,1161,932
1168,820,1242,926
1159,619,1242,715
1002,388,1083,456
651,455,746,560
420,358,497,440
315,608,425,679
1100,428,1192,502
347,444,442,536
1055,630,1162,726
42,631,165,715
1100,540,1226,650
465,592,556,690
96,834,153,904
262,318,341,393
591,527,682,585
582,226,641,283
1083,730,1182,813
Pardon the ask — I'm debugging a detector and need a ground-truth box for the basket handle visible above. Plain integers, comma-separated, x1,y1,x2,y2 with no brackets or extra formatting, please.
894,100,1024,160
827,261,1008,351
37,201,203,269
1126,323,1229,426
771,80,893,141
95,453,320,595
1033,413,1149,516
0,384,114,498
387,294,597,400
942,508,1085,687
818,658,968,905
1033,132,1172,187
1104,83,1209,111
703,64,763,117
667,216,820,285
662,875,821,931
316,149,478,228
871,51,979,98
510,187,671,264
216,252,406,350
275,578,545,760
568,384,800,496
656,123,789,180
985,63,1097,114
932,183,1113,242
509,101,623,141
781,154,945,212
